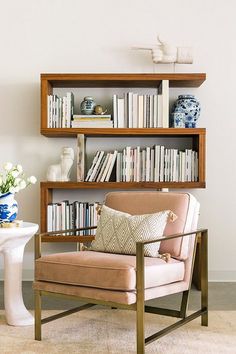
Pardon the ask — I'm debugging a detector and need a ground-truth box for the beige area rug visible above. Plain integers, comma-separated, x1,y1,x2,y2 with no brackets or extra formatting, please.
0,309,235,354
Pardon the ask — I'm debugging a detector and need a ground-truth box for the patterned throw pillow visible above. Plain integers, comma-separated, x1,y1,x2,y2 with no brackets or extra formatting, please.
91,205,176,257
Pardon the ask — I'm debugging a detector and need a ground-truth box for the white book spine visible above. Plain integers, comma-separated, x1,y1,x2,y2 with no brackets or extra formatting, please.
161,80,169,128
153,94,158,128
154,145,160,182
105,150,118,181
117,98,125,128
89,151,105,181
160,146,165,182
100,153,113,182
132,93,138,128
138,95,144,128
112,94,118,128
128,92,133,128
96,153,109,182
145,147,151,182
150,148,154,182
47,204,53,232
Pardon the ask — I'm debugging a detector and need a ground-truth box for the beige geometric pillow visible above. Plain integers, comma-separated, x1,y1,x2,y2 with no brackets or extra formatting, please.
91,205,175,257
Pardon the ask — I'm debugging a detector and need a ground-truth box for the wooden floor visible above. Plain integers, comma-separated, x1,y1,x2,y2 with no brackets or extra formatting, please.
0,282,235,310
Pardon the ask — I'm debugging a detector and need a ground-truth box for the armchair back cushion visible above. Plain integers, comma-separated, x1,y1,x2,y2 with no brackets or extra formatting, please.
105,191,199,260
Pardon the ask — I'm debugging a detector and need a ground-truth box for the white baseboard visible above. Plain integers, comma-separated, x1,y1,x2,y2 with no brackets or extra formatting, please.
0,270,236,282
208,271,236,282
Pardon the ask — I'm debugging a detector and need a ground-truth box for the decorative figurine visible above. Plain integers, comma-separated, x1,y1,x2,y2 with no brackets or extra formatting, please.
172,95,201,128
47,147,74,181
94,105,107,115
80,96,96,115
133,35,193,64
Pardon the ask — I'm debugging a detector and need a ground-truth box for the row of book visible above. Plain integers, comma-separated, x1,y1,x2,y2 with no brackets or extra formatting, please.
112,81,169,128
47,81,169,129
47,93,74,128
71,114,113,128
85,146,198,183
47,201,100,233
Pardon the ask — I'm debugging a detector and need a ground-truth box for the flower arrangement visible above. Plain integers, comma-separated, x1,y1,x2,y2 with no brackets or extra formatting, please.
0,162,37,195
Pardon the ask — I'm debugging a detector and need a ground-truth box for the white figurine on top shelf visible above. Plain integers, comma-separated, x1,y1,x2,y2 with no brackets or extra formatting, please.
47,147,74,182
133,35,193,64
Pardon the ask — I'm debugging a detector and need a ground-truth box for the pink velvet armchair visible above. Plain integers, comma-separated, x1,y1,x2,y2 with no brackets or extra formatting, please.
33,191,208,353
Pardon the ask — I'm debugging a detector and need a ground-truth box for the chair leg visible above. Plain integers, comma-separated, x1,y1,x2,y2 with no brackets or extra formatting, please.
180,290,190,318
136,296,145,354
136,243,145,353
201,230,208,326
35,290,42,340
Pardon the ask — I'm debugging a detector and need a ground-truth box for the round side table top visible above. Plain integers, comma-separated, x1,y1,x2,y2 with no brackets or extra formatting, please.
0,222,39,250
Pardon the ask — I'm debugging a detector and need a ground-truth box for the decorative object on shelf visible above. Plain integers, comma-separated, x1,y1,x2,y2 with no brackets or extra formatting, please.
80,96,96,115
172,95,201,128
133,35,193,64
94,105,107,115
47,147,74,182
0,162,37,223
0,220,23,228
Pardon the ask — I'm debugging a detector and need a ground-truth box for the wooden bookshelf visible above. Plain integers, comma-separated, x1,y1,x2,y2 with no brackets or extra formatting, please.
40,73,206,235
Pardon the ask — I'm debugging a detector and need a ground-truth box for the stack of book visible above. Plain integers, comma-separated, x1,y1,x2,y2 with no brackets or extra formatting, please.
47,200,100,234
85,150,118,182
47,93,74,128
85,146,198,183
72,115,113,128
112,80,169,128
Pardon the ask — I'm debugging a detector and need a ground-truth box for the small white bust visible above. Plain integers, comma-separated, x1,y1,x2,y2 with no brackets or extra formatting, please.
47,147,74,182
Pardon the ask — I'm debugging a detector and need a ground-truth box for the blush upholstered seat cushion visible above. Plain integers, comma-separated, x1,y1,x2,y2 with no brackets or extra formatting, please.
91,205,175,257
35,251,185,291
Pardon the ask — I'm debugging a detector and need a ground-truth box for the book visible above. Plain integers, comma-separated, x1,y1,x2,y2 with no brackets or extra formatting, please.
72,121,113,128
88,151,105,181
105,150,118,181
161,80,169,128
112,95,118,128
85,151,100,181
73,114,111,119
132,93,138,128
100,153,113,182
138,95,144,128
117,98,125,128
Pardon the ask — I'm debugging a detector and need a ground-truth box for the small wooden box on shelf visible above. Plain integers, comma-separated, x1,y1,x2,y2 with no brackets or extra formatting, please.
40,73,206,236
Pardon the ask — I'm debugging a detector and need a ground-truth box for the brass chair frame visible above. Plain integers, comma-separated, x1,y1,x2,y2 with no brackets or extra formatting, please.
34,227,208,354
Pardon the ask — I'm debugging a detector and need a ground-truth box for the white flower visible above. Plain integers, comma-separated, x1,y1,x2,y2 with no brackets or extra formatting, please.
16,164,23,173
14,186,20,193
11,170,20,178
15,177,22,185
19,180,26,190
4,162,13,171
27,176,37,184
9,186,16,193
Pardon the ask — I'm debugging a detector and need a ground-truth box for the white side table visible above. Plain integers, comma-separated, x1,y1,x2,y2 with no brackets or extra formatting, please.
0,222,38,326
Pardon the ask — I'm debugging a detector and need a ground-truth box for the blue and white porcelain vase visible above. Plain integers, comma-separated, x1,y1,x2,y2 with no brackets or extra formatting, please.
80,96,96,115
0,192,18,223
172,95,201,128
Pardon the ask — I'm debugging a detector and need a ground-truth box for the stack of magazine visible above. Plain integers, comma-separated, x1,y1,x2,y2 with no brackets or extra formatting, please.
71,115,113,128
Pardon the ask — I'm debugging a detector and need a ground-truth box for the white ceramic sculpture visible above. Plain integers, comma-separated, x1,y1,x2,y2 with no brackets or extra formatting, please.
47,147,74,182
133,35,193,64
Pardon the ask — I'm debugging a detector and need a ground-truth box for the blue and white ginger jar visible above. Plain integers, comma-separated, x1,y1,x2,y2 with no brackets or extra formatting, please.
172,95,201,128
0,193,18,223
80,96,96,115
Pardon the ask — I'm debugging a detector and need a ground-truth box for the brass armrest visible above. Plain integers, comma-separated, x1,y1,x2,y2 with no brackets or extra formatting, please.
35,225,97,259
38,225,97,237
136,228,208,246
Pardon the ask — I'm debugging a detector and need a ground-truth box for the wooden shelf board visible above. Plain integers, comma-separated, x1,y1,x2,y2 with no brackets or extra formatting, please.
41,127,206,138
41,73,206,88
41,181,205,189
41,235,95,243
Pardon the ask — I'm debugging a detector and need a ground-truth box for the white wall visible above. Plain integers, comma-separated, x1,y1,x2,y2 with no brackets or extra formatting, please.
0,0,235,281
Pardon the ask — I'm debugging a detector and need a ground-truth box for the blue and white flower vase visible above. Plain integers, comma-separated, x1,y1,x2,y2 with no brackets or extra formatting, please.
172,95,201,128
0,193,18,223
171,112,185,128
80,96,96,115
